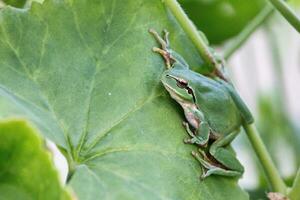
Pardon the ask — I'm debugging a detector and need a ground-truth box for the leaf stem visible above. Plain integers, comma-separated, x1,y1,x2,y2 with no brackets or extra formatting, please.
242,123,287,194
224,5,274,59
163,0,217,71
268,0,300,33
164,0,287,194
288,168,300,200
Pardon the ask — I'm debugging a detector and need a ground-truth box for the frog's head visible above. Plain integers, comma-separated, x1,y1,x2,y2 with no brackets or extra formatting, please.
161,69,195,104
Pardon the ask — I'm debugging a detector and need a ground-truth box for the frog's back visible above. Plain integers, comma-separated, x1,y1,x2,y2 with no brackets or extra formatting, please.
189,72,242,135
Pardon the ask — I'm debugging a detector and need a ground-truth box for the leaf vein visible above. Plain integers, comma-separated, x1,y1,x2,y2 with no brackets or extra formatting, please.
84,90,164,153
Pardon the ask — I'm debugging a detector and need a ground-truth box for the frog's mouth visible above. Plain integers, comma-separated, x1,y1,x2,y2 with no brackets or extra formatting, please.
163,75,196,103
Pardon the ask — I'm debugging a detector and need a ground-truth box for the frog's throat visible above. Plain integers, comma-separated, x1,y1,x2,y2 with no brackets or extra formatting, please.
163,82,199,129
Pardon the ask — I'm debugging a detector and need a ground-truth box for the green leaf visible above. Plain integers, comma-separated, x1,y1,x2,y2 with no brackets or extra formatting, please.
0,97,23,119
0,0,248,199
178,0,266,44
2,0,27,8
0,0,43,8
0,119,71,200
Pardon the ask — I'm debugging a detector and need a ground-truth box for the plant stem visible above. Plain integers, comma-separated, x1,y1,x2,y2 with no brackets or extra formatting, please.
242,123,287,194
288,168,300,200
163,0,217,71
164,0,287,193
224,5,274,59
268,0,300,33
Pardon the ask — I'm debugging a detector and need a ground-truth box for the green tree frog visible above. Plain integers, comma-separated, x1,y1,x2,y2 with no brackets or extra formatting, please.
149,29,254,179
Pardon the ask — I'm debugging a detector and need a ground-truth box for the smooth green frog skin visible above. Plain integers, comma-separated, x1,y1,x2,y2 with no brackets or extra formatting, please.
149,29,254,179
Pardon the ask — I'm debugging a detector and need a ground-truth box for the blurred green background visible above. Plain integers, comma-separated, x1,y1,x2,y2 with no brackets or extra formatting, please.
179,0,266,44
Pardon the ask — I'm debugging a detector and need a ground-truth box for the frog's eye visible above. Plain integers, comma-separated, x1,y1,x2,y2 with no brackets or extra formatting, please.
176,80,188,88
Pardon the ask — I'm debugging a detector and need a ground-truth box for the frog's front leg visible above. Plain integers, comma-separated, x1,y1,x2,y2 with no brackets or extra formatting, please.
202,130,244,178
183,109,210,146
149,29,174,68
183,121,210,146
149,29,169,49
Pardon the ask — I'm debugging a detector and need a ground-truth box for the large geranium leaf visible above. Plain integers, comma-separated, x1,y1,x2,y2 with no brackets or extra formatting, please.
0,0,248,199
0,119,71,200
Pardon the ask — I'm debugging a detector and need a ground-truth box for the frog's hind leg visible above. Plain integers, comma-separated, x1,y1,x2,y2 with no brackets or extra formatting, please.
208,130,244,176
149,29,174,68
192,150,241,179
